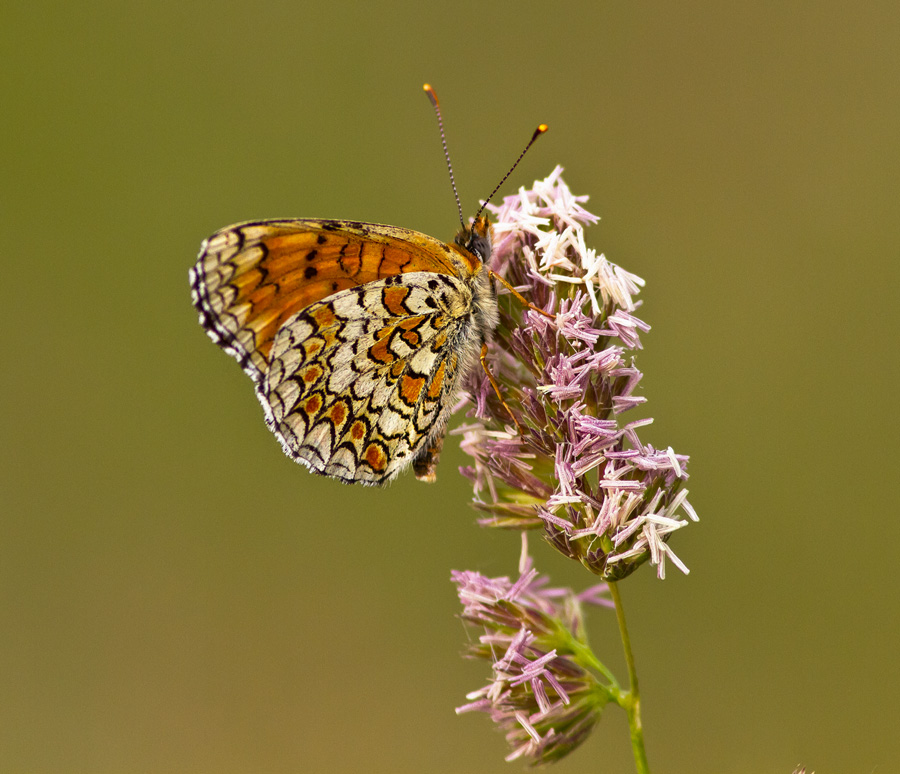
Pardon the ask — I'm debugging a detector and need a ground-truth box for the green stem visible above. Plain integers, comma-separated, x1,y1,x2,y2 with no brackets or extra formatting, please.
609,581,650,774
566,636,619,692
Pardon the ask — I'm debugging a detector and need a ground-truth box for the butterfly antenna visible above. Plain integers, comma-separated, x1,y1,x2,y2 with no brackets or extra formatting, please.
475,123,549,219
423,83,465,232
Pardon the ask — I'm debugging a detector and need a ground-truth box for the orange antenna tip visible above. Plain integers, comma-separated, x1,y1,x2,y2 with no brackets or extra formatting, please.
475,122,549,219
423,83,439,107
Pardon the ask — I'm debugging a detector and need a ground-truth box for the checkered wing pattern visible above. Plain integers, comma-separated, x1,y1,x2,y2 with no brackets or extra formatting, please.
262,272,474,484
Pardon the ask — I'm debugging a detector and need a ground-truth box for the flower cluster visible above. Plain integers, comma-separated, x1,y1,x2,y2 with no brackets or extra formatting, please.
456,167,698,580
454,536,615,764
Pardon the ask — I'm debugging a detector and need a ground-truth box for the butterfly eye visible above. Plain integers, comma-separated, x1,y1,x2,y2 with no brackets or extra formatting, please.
454,215,492,262
468,233,491,261
468,216,493,261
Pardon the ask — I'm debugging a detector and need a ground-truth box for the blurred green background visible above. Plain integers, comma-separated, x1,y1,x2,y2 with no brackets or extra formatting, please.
3,1,898,772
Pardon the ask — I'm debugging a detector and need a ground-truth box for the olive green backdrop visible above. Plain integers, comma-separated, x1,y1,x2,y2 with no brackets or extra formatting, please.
3,1,898,772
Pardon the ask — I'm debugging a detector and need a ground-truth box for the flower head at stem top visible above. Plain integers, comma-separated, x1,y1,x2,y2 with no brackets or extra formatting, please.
456,167,699,581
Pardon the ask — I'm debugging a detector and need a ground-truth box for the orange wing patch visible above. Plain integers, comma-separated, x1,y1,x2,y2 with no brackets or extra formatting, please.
328,401,349,428
398,316,424,347
426,359,447,399
298,363,324,385
368,337,395,365
349,420,367,442
399,374,427,406
382,286,411,316
310,305,337,329
364,443,388,473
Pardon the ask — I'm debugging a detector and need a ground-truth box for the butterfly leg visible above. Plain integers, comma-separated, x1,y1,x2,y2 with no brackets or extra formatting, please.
480,342,523,432
413,431,445,482
489,269,555,320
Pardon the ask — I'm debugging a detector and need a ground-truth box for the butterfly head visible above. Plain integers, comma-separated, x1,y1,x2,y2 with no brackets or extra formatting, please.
455,214,493,264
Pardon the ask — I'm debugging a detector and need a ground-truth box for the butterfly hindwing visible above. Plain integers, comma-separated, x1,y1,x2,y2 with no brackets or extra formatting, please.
261,272,474,484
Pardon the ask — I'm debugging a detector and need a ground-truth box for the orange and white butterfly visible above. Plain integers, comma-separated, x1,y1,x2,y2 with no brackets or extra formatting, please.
189,86,546,485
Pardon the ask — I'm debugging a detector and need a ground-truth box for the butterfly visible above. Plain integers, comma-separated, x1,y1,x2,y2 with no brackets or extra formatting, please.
189,85,547,485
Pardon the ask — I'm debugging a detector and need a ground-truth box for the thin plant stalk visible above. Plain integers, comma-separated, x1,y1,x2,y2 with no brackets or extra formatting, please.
610,581,649,774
